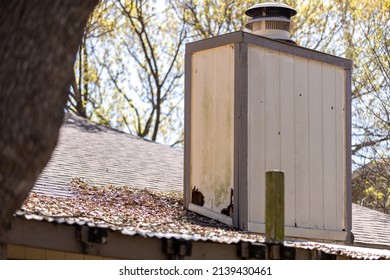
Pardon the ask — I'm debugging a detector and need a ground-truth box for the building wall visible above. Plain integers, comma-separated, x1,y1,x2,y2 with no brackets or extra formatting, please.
247,44,347,240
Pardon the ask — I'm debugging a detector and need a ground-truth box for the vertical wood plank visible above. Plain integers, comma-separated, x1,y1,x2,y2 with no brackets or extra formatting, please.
280,54,296,227
7,244,25,259
294,57,310,227
212,45,234,211
265,50,281,171
190,49,214,208
84,255,104,260
308,61,324,229
248,45,266,224
184,52,192,208
65,252,85,260
335,68,346,230
45,249,66,260
235,42,249,229
190,52,200,204
322,64,337,230
26,247,46,260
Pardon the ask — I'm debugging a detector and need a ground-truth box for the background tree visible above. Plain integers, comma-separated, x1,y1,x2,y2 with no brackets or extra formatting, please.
352,159,390,214
69,0,186,146
68,0,118,119
174,0,256,38
0,0,98,258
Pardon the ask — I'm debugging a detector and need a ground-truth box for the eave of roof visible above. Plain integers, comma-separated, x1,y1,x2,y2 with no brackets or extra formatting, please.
8,211,390,260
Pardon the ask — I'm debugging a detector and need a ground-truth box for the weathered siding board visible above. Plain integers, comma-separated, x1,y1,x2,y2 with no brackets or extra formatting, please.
190,45,234,214
280,54,296,227
190,48,213,208
248,45,266,224
294,57,310,228
213,45,234,210
45,249,66,260
26,247,46,260
264,50,281,171
7,244,26,259
322,64,338,230
336,68,346,230
308,61,324,229
65,252,85,260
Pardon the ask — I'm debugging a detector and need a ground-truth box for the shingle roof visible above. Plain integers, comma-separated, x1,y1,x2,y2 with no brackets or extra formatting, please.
33,114,183,197
352,203,390,249
30,113,390,252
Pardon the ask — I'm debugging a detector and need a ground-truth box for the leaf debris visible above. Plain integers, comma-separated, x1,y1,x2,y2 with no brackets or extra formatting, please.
20,178,265,243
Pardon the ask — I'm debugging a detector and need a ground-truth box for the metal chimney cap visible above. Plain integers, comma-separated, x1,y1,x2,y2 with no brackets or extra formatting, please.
245,2,297,18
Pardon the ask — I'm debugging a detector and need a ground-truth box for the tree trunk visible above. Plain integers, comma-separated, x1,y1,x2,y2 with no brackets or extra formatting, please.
0,0,98,256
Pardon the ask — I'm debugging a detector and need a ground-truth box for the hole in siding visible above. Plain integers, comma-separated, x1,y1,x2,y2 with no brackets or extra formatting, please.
191,186,204,206
221,189,234,217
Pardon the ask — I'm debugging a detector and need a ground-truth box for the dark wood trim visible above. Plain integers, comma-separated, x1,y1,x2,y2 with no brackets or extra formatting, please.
185,31,244,54
242,32,352,69
186,31,352,70
184,53,192,208
234,43,249,230
345,68,353,242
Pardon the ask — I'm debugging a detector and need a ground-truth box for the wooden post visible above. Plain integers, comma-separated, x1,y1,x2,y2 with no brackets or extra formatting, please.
265,171,284,243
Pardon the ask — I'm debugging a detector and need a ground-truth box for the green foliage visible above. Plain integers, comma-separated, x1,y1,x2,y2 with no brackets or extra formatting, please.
68,0,185,145
353,160,390,214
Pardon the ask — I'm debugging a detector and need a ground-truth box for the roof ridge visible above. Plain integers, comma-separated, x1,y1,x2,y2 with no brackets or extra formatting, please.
64,112,183,151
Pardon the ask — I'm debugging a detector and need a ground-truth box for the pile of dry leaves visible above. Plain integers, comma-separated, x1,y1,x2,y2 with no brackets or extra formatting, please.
20,178,265,243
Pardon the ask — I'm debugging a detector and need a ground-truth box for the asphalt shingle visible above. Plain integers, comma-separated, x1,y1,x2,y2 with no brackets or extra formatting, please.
33,114,183,197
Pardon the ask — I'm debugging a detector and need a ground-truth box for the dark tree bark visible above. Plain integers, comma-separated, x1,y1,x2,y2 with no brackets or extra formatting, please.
0,0,98,253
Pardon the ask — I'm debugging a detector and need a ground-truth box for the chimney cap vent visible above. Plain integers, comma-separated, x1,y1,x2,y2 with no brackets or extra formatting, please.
245,2,297,44
245,2,297,18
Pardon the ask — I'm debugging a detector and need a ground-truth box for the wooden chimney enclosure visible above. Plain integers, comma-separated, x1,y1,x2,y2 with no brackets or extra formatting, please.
184,31,352,242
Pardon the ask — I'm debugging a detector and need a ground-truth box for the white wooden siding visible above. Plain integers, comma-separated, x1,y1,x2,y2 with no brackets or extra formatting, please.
190,45,234,214
294,57,310,228
280,54,296,227
335,68,346,230
247,44,346,237
322,64,338,230
308,61,324,229
264,50,281,171
248,46,266,224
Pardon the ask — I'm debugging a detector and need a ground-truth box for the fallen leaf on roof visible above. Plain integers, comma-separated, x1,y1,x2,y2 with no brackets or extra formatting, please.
20,178,266,243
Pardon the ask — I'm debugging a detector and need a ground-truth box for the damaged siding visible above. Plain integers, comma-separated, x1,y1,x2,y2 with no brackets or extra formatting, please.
189,44,235,218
